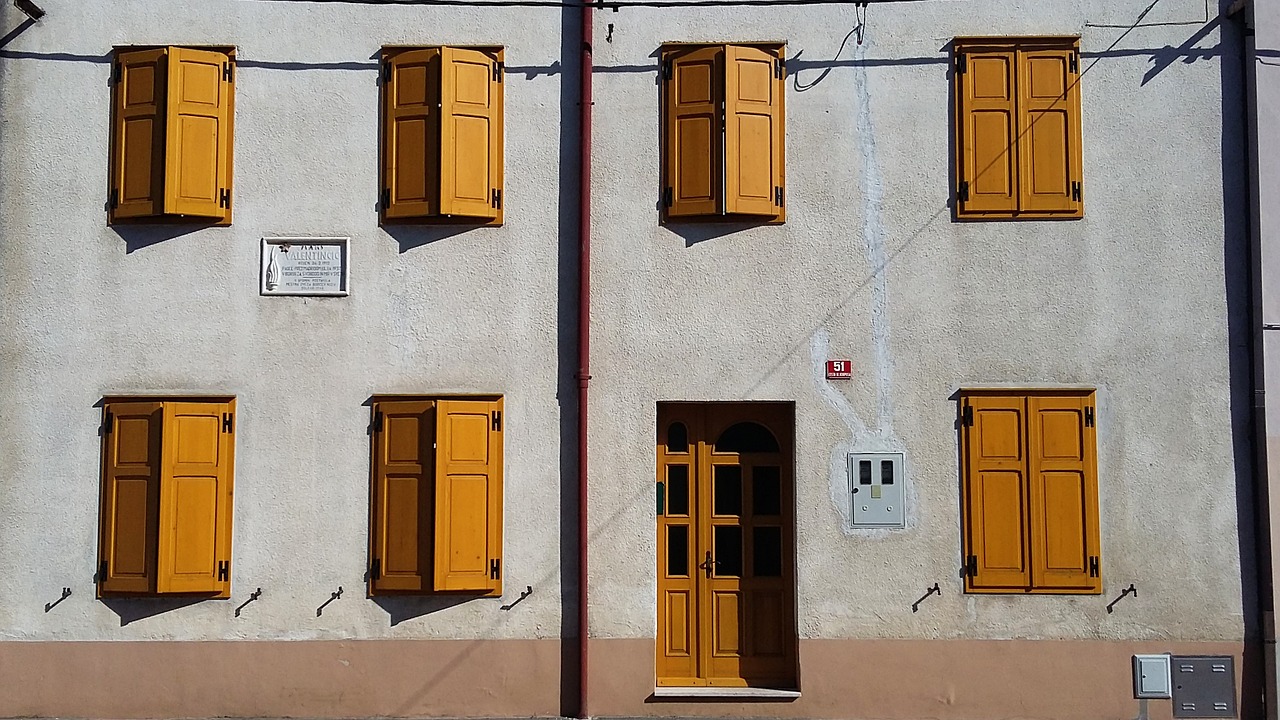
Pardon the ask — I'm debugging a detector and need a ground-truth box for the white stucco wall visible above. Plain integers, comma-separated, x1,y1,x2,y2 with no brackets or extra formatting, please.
0,0,1251,651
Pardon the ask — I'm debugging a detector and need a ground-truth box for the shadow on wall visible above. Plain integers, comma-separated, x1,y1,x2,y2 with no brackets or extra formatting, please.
100,596,207,626
380,224,482,253
112,224,223,253
371,594,475,625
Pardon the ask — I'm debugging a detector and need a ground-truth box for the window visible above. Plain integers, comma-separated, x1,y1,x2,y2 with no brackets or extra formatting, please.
953,37,1082,220
98,399,236,597
959,390,1100,594
109,47,236,224
381,46,505,225
660,43,785,223
369,397,504,596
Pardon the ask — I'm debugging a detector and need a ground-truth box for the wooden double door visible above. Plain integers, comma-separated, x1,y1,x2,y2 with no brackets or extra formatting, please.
656,403,796,688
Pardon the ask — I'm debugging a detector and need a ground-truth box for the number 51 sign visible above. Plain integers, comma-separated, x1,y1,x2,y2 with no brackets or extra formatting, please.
826,360,852,380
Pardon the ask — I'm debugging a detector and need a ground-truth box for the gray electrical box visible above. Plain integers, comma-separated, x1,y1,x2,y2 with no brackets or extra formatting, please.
848,452,905,528
1133,654,1172,699
1171,656,1236,718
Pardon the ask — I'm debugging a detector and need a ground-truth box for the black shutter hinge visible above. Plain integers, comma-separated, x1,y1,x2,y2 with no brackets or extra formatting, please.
962,404,973,427
373,411,384,433
774,186,784,207
100,559,108,581
110,188,119,210
222,412,233,434
114,60,122,84
493,61,504,83
217,560,230,581
223,60,235,83
663,187,673,208
492,410,502,431
662,58,672,81
966,554,978,577
490,558,501,580
1088,556,1099,578
774,57,785,79
1085,406,1095,427
104,410,114,434
1070,52,1079,74
1072,181,1082,202
383,61,392,83
491,188,502,209
219,188,231,209
955,54,966,74
958,181,970,203
382,188,391,211
371,558,381,580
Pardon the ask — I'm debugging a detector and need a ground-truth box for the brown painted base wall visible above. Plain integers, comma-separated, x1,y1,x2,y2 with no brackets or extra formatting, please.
0,637,1257,719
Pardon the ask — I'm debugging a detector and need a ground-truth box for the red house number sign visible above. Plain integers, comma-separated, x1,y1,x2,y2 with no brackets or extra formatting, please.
826,360,852,380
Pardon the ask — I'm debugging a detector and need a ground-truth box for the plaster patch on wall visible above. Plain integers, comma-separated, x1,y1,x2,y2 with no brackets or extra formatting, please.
812,36,910,536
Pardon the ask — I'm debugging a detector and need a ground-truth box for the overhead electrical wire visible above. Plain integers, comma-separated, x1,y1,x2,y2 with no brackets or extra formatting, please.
254,0,932,9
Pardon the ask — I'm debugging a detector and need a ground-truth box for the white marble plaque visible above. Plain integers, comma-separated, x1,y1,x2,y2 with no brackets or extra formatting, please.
260,237,350,296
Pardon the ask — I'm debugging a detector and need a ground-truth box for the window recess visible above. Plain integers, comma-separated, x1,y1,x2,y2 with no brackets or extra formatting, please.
953,37,1083,220
98,398,236,597
380,46,505,225
369,397,504,596
660,43,786,224
109,46,236,225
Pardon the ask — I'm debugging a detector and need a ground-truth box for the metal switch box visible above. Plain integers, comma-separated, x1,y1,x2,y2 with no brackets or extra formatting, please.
1133,654,1172,699
1171,656,1236,718
848,452,905,528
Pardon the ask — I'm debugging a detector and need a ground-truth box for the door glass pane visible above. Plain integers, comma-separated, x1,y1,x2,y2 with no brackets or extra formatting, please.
714,525,742,576
667,465,689,515
714,465,742,516
667,525,689,576
753,466,781,516
753,526,782,577
667,422,688,453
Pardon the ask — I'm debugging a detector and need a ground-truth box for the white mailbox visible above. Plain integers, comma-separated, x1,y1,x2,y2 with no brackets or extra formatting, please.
848,453,905,528
1133,654,1172,699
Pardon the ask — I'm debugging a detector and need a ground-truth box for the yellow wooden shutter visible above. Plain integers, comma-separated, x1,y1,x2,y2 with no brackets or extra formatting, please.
434,399,503,593
957,49,1018,216
724,45,783,218
164,47,231,219
111,49,168,220
1027,394,1100,591
157,401,234,595
99,402,162,594
370,400,434,593
440,47,501,220
664,46,722,218
963,395,1031,590
383,48,441,220
1018,47,1082,215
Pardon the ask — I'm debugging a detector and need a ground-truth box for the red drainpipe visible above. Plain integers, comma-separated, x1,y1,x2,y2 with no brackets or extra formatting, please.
576,1,593,717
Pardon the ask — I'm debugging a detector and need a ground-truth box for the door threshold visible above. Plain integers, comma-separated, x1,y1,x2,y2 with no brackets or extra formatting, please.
652,687,801,700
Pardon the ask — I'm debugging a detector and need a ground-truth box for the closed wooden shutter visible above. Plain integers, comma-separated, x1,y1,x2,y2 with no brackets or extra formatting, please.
99,402,162,594
434,399,503,593
440,47,501,220
963,395,1030,590
164,47,231,219
1028,395,1100,591
370,400,435,593
724,45,783,218
111,49,168,220
664,46,722,218
157,401,234,594
957,49,1018,216
1019,47,1081,215
383,48,441,220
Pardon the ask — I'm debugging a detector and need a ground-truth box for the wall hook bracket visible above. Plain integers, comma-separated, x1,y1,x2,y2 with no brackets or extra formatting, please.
501,585,534,611
235,588,263,618
1106,583,1137,614
911,582,941,613
44,587,71,613
317,586,343,617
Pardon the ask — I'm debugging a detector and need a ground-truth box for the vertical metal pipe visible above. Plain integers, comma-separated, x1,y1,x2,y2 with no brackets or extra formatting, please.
577,1,593,717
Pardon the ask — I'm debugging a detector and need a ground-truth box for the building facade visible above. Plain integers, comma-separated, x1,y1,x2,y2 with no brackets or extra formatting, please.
0,0,1262,717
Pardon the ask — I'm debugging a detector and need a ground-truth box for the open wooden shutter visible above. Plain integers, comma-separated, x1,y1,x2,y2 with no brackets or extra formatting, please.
370,400,435,593
440,47,501,220
111,49,168,220
963,395,1031,590
164,47,231,219
957,49,1018,216
383,48,441,220
434,399,503,593
664,46,722,218
724,45,783,218
1027,395,1100,591
1018,47,1082,215
157,401,234,594
99,402,162,594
